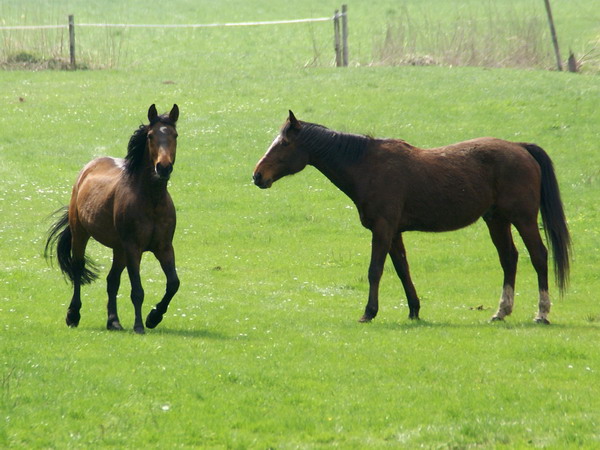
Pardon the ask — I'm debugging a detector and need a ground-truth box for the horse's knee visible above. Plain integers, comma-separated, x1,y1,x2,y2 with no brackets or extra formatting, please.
106,274,121,297
130,287,144,305
368,265,384,285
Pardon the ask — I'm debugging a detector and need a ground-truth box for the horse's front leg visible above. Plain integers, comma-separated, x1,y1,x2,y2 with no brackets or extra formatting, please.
359,222,393,323
146,245,180,329
389,233,420,320
106,249,126,331
125,248,145,334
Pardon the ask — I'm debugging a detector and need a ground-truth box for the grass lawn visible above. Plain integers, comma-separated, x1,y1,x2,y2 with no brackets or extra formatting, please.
1,0,600,447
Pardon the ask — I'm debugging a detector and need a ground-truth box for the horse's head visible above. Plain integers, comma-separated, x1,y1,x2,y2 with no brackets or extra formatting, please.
253,110,309,189
147,104,179,180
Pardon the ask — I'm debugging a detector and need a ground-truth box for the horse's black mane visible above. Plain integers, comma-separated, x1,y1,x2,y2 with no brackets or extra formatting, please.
298,123,371,166
124,113,177,174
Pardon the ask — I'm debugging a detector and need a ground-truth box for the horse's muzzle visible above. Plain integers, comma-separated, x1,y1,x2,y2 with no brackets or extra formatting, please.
253,172,271,189
156,162,173,180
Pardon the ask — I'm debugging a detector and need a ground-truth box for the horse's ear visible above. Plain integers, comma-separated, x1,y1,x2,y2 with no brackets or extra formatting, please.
169,104,179,123
148,104,158,122
288,110,301,130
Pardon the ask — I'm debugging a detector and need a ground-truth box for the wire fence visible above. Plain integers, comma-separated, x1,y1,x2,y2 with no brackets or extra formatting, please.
0,10,348,69
0,17,333,31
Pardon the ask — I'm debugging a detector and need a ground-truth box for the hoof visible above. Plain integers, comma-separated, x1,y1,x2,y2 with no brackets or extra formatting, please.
358,315,373,323
145,308,164,329
534,317,551,325
107,320,124,331
409,313,420,320
66,310,80,328
133,326,145,335
490,315,504,322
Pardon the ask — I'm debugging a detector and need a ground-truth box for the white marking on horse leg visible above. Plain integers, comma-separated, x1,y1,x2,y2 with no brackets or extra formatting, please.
534,290,551,323
492,285,514,320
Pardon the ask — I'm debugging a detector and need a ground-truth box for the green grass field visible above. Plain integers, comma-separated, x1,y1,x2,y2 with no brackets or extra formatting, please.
2,0,600,447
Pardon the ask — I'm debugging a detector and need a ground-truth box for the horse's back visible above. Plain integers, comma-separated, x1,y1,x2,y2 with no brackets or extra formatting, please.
442,137,542,207
75,156,125,187
369,137,542,232
419,137,541,190
427,138,541,223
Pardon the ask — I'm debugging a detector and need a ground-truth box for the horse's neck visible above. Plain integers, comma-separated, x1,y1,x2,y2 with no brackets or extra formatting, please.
131,168,169,203
309,156,359,202
304,130,371,202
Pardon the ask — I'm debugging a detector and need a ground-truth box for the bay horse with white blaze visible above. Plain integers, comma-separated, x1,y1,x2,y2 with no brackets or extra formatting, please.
45,104,180,334
253,111,571,324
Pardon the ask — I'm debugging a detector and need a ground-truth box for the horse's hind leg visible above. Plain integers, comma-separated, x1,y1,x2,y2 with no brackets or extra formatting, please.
515,220,550,324
66,229,91,327
106,249,126,331
484,216,519,321
389,233,420,320
67,268,83,327
146,245,180,329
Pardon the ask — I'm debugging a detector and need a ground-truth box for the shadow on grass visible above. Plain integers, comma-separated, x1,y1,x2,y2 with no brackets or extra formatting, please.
150,327,230,340
80,324,231,340
349,318,600,332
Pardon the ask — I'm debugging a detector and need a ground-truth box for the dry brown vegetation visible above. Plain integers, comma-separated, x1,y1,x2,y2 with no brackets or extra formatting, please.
372,7,556,70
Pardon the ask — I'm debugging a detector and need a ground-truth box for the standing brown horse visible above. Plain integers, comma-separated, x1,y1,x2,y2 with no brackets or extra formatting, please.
253,111,571,324
45,104,180,333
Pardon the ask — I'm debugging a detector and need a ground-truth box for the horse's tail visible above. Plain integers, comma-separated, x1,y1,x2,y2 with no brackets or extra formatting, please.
520,143,572,294
44,206,99,285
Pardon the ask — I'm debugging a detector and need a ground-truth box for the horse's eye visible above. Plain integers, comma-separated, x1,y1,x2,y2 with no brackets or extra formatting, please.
281,140,289,147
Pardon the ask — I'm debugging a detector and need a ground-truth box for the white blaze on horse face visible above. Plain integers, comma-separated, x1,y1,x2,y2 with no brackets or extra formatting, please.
159,126,168,134
493,285,514,320
258,134,282,166
267,134,282,153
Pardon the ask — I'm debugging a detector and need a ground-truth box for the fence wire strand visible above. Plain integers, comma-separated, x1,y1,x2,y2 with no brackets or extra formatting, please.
0,16,336,31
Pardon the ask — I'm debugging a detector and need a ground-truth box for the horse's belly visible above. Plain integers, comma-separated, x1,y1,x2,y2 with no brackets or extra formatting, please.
405,214,481,232
401,197,490,232
78,202,120,248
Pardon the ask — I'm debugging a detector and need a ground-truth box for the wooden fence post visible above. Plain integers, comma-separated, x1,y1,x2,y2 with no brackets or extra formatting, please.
341,4,348,66
543,0,562,71
334,9,342,67
68,14,76,70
